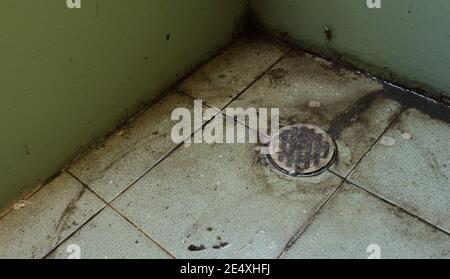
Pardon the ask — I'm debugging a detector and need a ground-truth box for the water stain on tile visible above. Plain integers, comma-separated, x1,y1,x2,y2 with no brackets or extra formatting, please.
55,186,86,235
267,68,289,87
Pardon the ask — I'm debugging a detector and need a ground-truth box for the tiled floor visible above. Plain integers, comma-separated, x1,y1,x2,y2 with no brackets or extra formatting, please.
1,35,449,259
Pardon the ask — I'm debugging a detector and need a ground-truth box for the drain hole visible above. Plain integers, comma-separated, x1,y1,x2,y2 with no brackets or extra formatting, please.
267,124,337,177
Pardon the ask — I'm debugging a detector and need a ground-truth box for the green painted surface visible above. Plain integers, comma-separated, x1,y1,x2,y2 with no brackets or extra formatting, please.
250,0,450,97
0,0,247,207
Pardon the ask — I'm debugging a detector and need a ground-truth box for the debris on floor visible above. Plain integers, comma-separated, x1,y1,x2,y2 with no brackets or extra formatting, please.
402,132,412,140
379,136,396,147
12,200,31,211
308,100,322,108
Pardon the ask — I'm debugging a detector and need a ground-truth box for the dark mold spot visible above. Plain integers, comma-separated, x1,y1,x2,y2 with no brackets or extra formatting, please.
441,96,450,106
188,244,205,251
166,34,171,41
267,68,288,87
213,242,229,249
24,143,31,156
382,83,450,124
324,26,333,42
268,68,287,80
327,90,382,138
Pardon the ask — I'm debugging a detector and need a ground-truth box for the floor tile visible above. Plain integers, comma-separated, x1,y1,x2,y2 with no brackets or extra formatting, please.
69,92,203,202
283,184,450,259
112,120,344,259
0,173,104,259
349,108,450,232
179,35,291,109
228,51,402,177
47,207,170,259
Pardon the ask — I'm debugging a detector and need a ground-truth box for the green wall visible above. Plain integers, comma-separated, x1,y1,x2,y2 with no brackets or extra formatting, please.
0,0,247,207
251,0,450,97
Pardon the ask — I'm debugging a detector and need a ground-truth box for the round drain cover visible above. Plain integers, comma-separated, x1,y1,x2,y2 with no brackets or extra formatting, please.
267,124,337,177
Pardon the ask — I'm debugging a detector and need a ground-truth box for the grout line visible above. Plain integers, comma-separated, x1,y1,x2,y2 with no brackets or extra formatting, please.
108,142,184,204
42,170,176,259
178,49,291,138
177,48,292,113
176,89,197,101
67,171,177,258
66,170,108,204
277,180,346,258
107,105,221,205
107,205,177,259
220,50,292,111
40,170,109,259
41,202,107,259
346,180,450,236
343,106,407,180
327,168,346,180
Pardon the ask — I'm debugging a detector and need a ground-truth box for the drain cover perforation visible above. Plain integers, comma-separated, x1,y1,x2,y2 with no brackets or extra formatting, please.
267,124,337,177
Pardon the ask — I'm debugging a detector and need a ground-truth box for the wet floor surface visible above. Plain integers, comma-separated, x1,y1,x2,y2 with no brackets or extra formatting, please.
0,35,449,259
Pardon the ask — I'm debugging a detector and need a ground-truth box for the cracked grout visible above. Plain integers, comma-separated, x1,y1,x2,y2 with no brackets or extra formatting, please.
346,180,450,236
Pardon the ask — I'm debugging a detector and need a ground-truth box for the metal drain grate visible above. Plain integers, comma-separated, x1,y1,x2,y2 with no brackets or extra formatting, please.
267,124,337,177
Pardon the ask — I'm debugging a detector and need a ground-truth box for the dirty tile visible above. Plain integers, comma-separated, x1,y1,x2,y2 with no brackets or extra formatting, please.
283,184,450,259
349,108,450,232
69,92,210,202
329,97,402,176
47,207,170,259
113,120,344,258
229,51,402,177
179,35,290,109
0,173,104,259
